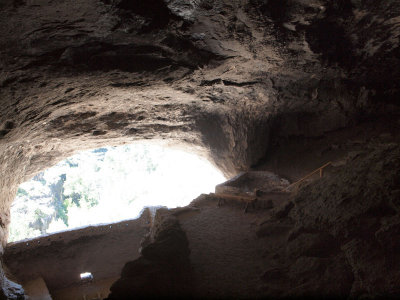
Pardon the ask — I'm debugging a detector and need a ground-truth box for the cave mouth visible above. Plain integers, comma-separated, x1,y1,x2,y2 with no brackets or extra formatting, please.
9,143,226,242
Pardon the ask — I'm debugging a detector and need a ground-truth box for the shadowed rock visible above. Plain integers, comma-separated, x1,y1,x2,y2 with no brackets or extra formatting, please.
106,211,193,299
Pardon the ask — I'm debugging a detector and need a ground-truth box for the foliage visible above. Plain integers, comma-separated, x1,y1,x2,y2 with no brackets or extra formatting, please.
8,144,225,242
16,188,28,197
50,174,68,226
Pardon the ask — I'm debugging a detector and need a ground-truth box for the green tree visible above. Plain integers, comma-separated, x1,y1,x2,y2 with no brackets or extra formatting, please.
50,174,68,226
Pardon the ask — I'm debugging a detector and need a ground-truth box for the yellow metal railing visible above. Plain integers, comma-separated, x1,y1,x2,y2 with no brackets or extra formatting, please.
216,192,257,212
285,162,332,191
215,162,332,212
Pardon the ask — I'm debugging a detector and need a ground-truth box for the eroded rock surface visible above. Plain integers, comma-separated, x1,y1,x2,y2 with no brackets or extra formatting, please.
257,143,400,297
3,143,400,299
0,268,24,300
106,209,193,299
103,142,400,298
0,0,400,298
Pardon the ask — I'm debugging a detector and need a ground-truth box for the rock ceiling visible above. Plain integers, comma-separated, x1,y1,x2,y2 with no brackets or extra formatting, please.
0,0,399,297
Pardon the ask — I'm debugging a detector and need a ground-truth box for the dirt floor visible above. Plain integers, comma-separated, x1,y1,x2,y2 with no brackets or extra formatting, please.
179,194,288,299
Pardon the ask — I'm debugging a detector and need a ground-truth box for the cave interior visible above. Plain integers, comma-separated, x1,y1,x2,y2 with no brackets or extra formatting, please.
1,0,400,299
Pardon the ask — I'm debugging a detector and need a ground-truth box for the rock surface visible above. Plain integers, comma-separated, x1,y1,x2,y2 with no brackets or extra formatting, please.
254,143,400,298
3,142,400,298
288,143,400,297
0,268,24,300
105,141,400,298
106,209,193,299
3,212,150,294
0,0,399,298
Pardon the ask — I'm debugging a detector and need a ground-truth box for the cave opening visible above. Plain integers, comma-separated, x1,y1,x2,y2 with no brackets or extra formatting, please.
9,142,226,242
1,0,400,298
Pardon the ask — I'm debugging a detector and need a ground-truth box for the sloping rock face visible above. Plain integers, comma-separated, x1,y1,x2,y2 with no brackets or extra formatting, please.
0,267,24,300
257,143,400,297
289,144,400,297
106,209,193,299
0,0,400,298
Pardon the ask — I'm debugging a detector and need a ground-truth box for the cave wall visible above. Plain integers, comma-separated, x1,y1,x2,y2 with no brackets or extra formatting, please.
106,142,400,298
18,277,51,300
0,0,399,297
4,211,150,299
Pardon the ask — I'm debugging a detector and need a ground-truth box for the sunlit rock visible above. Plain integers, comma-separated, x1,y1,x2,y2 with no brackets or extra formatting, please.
0,0,399,298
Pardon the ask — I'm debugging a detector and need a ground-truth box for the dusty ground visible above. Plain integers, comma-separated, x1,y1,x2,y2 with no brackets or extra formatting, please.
181,197,276,299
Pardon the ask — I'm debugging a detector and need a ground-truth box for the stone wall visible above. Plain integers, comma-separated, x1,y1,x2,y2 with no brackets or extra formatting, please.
4,211,150,299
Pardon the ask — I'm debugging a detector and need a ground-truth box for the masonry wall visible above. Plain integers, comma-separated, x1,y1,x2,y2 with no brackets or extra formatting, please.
3,211,150,299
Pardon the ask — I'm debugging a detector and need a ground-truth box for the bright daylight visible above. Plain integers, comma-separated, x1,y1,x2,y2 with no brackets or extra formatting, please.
9,143,225,242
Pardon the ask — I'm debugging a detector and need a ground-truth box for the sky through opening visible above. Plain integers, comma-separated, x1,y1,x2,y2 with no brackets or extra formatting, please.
9,143,226,242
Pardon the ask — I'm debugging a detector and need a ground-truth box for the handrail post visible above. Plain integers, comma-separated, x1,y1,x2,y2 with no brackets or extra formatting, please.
285,162,332,191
